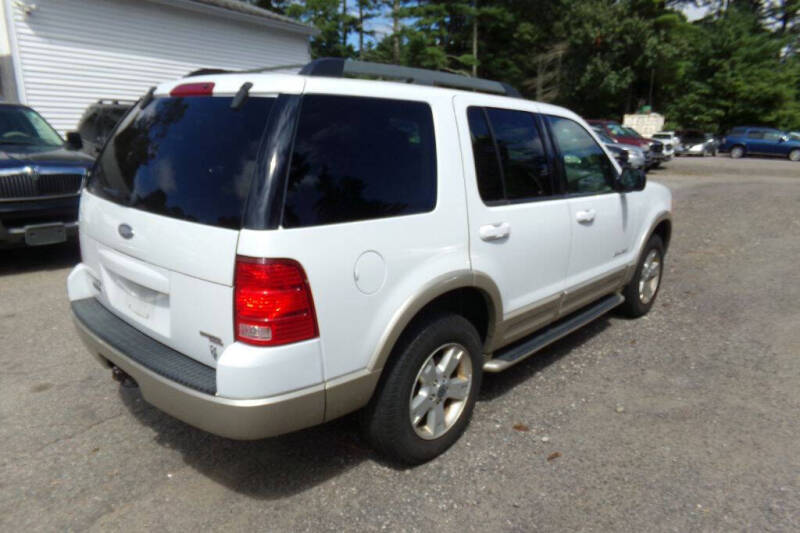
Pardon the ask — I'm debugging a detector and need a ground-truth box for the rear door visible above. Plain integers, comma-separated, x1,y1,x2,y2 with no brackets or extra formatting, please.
544,114,630,315
78,78,299,367
453,96,571,346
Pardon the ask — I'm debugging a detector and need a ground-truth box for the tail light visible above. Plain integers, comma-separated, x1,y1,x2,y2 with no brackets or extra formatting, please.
234,257,318,346
170,82,215,97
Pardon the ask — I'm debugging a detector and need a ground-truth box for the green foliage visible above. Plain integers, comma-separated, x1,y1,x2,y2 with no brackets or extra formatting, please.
264,0,800,132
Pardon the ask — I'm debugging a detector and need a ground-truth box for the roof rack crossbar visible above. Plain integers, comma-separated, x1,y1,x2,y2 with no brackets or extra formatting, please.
299,58,520,98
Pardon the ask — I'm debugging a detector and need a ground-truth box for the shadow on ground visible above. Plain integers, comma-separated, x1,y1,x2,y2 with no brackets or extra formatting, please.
114,314,615,498
0,242,80,276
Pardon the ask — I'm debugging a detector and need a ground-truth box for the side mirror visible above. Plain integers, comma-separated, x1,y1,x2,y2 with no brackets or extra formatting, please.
66,132,83,150
617,167,646,192
780,135,788,143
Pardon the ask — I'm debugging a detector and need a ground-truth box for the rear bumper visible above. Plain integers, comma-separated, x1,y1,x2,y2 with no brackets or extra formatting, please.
71,298,326,440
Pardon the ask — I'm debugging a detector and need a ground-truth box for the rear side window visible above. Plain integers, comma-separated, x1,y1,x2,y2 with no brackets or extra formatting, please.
747,130,764,139
466,106,554,204
466,108,504,202
546,115,615,194
282,95,436,228
89,96,275,229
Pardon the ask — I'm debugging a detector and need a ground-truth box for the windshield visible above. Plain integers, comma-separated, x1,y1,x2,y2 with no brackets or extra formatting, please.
653,134,670,140
89,95,275,229
0,106,64,147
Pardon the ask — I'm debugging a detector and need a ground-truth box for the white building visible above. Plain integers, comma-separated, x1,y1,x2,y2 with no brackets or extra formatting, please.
0,0,315,132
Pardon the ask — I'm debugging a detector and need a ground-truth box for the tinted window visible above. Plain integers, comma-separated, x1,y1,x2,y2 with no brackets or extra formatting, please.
89,96,274,229
747,130,764,139
763,130,782,142
467,107,504,202
282,95,436,228
546,115,615,194
485,109,552,199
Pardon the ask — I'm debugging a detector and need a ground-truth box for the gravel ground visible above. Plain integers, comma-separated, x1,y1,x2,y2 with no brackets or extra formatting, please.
1,156,799,532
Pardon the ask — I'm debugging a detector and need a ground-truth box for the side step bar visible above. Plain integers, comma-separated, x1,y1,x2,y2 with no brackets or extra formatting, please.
483,293,625,373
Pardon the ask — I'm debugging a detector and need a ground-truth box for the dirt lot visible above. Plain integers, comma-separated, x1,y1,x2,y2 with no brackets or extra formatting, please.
1,156,799,532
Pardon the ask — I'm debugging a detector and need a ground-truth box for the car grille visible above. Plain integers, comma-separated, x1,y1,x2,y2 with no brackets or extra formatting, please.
650,144,663,153
0,172,84,199
666,144,672,150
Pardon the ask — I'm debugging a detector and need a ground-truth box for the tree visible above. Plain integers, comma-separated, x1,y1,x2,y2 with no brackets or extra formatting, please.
286,0,356,58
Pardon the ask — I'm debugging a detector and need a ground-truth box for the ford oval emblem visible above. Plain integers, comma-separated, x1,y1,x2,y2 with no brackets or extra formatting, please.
118,224,134,240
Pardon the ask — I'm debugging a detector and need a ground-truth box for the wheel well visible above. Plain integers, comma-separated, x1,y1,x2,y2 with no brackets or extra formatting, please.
653,219,672,252
412,287,491,345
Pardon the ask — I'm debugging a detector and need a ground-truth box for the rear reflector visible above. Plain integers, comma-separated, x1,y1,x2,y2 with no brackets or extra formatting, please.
234,257,318,347
170,82,215,97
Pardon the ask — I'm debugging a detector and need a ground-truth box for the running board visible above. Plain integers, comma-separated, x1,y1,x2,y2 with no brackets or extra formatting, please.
483,293,625,373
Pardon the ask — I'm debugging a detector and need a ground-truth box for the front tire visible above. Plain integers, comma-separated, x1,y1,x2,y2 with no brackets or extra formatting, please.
619,235,664,318
362,313,483,465
789,149,800,162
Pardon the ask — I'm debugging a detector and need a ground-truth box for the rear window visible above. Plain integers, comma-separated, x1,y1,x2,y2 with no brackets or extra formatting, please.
282,95,437,228
89,96,274,229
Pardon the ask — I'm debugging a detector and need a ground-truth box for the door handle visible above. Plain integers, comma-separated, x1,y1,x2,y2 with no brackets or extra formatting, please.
576,209,596,224
479,222,511,241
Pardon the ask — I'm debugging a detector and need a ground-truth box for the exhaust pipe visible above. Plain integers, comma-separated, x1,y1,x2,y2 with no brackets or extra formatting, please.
111,365,138,388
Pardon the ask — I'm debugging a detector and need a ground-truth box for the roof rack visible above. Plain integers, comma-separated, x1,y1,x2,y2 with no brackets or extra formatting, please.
299,58,521,98
184,59,521,97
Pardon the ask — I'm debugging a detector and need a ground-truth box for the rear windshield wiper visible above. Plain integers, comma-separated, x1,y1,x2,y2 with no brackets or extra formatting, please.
231,82,253,110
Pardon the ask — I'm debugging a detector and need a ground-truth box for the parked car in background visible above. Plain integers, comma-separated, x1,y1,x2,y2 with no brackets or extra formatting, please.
587,120,665,168
719,126,800,161
68,59,672,464
0,103,94,248
592,128,646,169
651,131,677,159
675,130,718,156
76,100,133,155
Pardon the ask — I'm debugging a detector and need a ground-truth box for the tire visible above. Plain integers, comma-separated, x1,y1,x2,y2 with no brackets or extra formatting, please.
789,149,800,162
730,145,745,159
362,313,483,465
619,235,665,318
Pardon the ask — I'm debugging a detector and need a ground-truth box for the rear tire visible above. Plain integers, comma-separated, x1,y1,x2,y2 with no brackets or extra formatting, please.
730,145,745,159
619,235,664,318
789,149,800,162
362,313,483,465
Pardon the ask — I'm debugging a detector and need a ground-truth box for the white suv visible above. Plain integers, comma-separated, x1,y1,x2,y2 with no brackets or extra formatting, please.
68,59,672,464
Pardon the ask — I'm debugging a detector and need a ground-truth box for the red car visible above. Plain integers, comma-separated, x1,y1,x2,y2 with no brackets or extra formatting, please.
587,119,665,168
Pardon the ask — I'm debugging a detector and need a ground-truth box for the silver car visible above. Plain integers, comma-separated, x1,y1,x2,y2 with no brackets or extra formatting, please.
593,128,646,169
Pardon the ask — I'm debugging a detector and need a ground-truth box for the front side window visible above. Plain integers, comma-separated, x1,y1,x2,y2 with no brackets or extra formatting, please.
282,95,437,228
747,130,764,139
546,115,615,195
763,130,782,142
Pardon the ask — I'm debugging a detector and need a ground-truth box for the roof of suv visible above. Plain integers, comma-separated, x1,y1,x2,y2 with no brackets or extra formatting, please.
156,59,583,124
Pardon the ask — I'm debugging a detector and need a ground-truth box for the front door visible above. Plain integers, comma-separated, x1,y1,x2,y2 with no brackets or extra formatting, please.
453,96,571,347
543,115,630,315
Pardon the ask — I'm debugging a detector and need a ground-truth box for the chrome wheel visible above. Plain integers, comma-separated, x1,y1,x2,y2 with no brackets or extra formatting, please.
638,249,662,305
409,343,473,440
730,146,744,159
790,149,800,162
